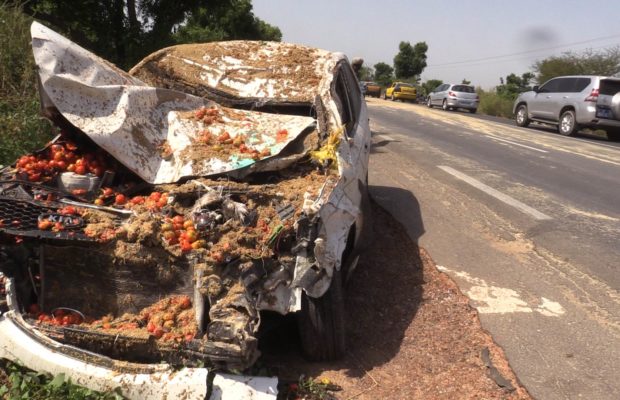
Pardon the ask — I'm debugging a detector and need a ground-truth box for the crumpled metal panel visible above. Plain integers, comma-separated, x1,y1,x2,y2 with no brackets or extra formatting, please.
30,22,315,184
129,41,339,102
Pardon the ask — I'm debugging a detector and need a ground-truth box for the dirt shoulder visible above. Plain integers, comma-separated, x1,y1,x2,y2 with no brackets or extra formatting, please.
263,203,532,399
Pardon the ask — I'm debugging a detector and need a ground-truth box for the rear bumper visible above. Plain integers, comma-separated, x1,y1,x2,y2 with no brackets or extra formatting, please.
394,92,416,100
447,98,478,109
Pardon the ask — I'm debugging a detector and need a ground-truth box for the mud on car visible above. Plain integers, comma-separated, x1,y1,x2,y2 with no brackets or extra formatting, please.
0,23,370,397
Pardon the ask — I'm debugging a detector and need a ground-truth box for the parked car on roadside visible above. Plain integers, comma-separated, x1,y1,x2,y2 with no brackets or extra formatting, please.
363,81,382,98
0,22,372,399
513,75,620,138
383,82,417,102
426,84,479,113
594,77,620,141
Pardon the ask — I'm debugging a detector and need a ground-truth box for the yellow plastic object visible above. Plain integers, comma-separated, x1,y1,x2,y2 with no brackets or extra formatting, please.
310,126,343,168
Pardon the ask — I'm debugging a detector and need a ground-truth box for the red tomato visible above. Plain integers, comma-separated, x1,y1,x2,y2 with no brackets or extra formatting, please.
115,194,127,205
75,165,86,175
179,296,192,310
172,215,184,225
180,240,192,252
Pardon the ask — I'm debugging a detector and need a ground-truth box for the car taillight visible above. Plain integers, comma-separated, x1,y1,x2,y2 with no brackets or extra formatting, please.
448,91,456,97
585,88,599,102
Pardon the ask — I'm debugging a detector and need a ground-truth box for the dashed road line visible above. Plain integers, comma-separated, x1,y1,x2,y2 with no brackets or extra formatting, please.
438,165,552,221
488,136,548,153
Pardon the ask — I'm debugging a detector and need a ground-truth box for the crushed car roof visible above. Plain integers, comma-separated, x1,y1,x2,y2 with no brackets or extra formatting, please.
129,41,341,101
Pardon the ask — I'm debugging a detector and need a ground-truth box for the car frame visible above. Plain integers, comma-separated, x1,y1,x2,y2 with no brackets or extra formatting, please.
0,22,372,399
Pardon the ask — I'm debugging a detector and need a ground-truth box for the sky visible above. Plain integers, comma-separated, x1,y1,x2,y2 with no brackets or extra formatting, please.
252,0,620,89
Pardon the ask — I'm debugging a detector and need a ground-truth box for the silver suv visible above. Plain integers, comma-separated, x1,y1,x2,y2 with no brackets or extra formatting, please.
513,75,618,136
427,83,479,113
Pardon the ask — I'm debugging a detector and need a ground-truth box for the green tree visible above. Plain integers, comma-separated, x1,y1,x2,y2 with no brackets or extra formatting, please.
174,0,281,43
496,72,534,100
358,66,375,81
533,47,620,84
393,41,428,80
19,0,281,69
374,62,394,86
0,2,52,165
461,79,471,85
421,79,443,96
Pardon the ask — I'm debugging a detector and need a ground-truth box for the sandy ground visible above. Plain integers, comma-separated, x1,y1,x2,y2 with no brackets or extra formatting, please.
262,203,533,400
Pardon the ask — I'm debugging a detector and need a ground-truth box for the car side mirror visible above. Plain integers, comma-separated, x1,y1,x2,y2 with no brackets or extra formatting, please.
533,85,539,93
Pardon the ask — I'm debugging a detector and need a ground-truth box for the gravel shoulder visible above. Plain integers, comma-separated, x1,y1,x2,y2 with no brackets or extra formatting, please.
263,202,532,399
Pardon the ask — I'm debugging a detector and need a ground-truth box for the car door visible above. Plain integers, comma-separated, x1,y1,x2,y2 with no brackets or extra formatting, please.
431,84,446,105
529,78,562,120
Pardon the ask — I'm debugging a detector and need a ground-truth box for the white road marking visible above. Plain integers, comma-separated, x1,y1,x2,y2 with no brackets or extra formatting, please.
438,165,552,221
379,134,397,141
488,136,548,153
437,266,565,316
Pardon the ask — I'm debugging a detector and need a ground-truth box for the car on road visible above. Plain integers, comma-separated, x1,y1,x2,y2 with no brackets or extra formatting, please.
426,83,479,113
0,22,371,398
594,77,620,140
513,75,620,138
363,81,382,98
384,82,417,102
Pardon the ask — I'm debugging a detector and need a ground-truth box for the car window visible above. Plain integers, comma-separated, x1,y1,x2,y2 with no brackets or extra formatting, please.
556,78,577,93
538,79,561,93
452,85,475,93
599,79,620,95
333,62,361,137
400,83,414,88
573,77,591,92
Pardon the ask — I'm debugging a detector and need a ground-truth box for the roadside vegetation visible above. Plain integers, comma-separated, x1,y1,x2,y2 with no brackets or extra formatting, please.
0,359,124,400
0,2,53,166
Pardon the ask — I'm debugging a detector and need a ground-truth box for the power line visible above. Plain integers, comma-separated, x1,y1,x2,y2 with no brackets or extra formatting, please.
428,41,620,70
428,33,620,67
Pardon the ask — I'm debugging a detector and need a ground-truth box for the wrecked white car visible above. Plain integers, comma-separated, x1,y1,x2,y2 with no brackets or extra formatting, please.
0,22,370,398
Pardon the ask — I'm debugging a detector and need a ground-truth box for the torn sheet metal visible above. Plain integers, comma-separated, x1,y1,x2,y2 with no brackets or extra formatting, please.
211,373,278,400
31,22,315,184
129,41,339,102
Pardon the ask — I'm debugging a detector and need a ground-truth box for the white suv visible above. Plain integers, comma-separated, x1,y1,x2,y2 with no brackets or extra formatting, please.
513,75,620,137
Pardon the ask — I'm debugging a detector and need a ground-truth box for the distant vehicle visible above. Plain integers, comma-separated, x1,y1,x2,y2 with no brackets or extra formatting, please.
513,75,620,138
426,84,479,113
383,82,417,102
594,77,620,141
363,81,381,98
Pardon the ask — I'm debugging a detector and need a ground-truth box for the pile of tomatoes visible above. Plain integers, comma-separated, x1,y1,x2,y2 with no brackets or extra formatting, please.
0,274,6,297
30,305,85,326
161,215,206,252
141,295,196,342
15,142,111,183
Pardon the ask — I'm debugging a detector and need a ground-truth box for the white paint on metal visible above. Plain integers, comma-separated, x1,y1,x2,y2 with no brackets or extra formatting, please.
211,373,278,400
438,165,552,221
436,266,565,316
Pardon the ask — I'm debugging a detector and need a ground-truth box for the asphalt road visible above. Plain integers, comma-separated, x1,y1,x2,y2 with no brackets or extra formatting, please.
365,98,620,400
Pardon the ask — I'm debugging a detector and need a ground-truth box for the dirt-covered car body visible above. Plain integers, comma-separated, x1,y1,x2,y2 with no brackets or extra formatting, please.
0,23,370,398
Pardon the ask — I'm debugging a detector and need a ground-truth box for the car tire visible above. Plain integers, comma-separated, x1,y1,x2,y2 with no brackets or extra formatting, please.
442,99,449,111
606,130,620,141
469,108,477,114
297,267,346,361
515,104,530,127
427,97,433,108
558,109,579,136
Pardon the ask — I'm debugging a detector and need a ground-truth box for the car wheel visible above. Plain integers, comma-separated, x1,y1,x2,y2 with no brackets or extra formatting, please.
442,99,448,110
515,104,530,127
469,108,477,114
558,109,579,136
427,97,433,108
297,268,345,361
607,130,620,141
